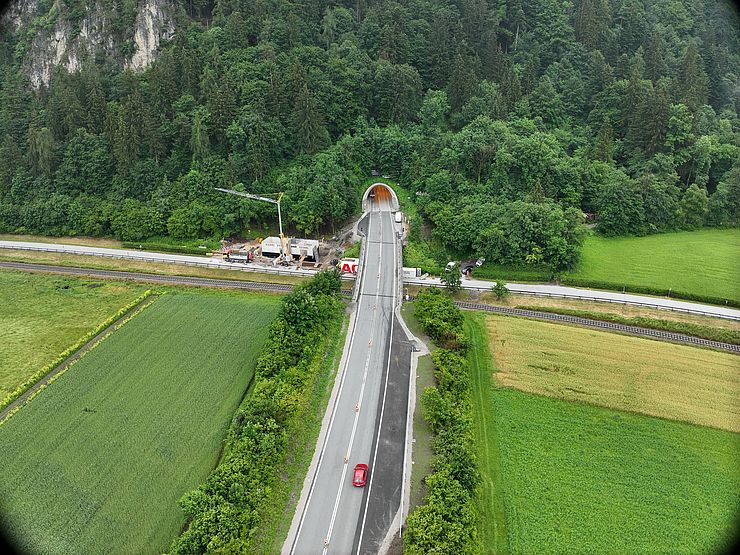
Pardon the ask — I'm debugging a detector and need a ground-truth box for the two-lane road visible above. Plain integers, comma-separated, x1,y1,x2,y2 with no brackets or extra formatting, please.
284,197,401,555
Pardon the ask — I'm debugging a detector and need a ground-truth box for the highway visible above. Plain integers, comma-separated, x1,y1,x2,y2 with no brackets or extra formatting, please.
283,192,408,555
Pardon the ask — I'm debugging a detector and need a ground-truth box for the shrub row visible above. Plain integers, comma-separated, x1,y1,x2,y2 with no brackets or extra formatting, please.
559,278,740,309
0,289,153,414
169,270,344,554
405,289,480,554
412,287,468,350
517,305,740,345
122,242,212,256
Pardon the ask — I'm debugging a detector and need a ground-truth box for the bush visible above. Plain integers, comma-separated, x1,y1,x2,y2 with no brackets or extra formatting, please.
414,287,468,350
491,279,510,300
406,293,479,553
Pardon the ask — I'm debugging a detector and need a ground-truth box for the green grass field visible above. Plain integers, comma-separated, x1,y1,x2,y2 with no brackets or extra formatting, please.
485,314,740,432
467,314,740,554
0,270,146,400
566,228,740,301
0,291,280,554
492,388,740,555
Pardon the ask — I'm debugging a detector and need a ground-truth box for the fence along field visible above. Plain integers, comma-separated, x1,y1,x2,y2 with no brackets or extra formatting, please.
0,291,280,554
0,270,146,401
467,313,740,554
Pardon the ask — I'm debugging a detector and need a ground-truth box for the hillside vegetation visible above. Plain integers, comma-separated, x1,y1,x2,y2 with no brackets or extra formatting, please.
0,291,281,554
0,0,737,273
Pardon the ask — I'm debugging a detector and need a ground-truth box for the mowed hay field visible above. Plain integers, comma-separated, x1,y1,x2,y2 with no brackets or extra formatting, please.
467,314,740,554
486,314,740,432
0,270,146,400
566,228,740,301
0,291,280,554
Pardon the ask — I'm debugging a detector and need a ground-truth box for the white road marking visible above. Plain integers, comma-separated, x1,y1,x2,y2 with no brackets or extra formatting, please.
356,208,398,554
322,205,387,554
289,208,375,555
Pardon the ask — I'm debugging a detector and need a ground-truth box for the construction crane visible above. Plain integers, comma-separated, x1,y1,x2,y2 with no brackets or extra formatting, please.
215,186,291,263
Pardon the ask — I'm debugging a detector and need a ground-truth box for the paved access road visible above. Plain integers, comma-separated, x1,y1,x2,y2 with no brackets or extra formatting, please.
284,198,405,555
0,239,319,277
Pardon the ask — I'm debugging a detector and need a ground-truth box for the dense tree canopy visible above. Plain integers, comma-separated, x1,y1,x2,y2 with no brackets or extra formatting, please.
0,0,738,268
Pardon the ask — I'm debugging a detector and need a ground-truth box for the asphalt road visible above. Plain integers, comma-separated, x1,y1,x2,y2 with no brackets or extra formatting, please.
284,196,405,555
0,239,320,277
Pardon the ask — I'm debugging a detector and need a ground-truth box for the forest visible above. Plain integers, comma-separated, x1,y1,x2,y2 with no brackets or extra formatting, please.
0,0,738,271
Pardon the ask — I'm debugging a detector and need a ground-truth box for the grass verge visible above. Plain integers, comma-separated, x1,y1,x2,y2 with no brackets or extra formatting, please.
0,248,306,285
465,314,509,555
515,304,740,345
401,303,435,513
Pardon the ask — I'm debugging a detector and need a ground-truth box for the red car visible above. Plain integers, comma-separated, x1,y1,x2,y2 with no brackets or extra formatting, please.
352,463,369,487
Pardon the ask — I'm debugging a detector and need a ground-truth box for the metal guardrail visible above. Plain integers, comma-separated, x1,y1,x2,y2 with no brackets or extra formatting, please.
452,301,740,353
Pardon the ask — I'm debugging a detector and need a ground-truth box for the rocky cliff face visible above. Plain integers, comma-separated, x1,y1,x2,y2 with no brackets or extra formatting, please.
127,0,176,71
1,0,179,88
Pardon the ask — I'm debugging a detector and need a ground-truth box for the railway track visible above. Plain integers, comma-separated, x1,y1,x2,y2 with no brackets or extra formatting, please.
0,261,330,294
3,261,735,352
454,301,740,353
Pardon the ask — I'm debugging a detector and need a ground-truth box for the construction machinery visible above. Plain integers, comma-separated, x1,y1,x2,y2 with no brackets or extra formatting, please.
215,186,292,264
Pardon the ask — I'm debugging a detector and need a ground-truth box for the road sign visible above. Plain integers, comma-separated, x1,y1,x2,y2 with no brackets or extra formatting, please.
339,258,359,274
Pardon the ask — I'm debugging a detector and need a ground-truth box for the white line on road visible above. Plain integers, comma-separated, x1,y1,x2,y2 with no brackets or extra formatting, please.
322,205,386,554
289,210,375,555
356,209,397,554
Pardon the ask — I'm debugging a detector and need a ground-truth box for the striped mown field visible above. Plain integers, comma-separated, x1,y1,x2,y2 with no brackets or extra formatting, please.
0,291,280,554
0,270,146,400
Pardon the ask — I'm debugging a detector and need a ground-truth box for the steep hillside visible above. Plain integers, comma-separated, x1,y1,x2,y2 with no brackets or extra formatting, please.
1,0,182,87
0,1,738,270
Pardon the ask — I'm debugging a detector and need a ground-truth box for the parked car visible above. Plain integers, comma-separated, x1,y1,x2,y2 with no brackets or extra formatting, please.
475,257,485,267
353,463,369,487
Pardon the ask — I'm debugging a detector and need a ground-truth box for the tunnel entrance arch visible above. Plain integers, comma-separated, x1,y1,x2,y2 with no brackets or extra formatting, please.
361,183,400,212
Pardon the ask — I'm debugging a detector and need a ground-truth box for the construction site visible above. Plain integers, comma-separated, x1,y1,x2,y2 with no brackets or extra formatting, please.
210,183,402,274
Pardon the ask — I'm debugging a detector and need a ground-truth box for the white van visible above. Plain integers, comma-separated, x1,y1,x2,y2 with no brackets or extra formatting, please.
394,211,403,224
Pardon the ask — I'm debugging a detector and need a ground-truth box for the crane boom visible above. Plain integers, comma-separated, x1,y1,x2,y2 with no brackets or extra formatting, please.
215,186,289,262
214,187,280,205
